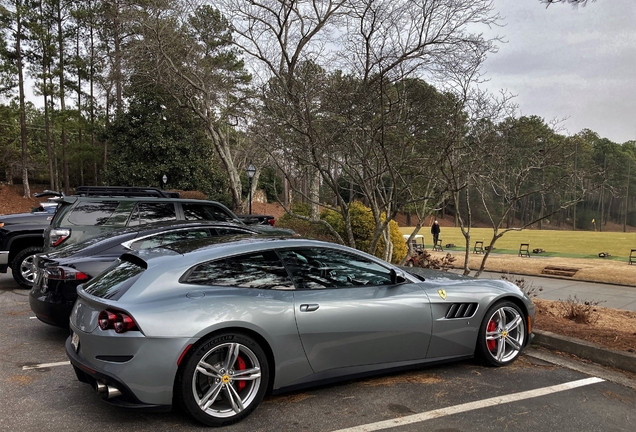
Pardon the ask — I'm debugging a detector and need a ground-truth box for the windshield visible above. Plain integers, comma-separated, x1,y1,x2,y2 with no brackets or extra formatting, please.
82,257,146,300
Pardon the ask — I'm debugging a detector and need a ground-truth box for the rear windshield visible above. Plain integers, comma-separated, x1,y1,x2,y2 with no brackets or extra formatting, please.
82,259,145,300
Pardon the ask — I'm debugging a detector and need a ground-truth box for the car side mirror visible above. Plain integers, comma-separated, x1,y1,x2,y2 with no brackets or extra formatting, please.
390,269,407,285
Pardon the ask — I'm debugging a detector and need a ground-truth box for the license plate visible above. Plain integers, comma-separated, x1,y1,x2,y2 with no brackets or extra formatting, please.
71,332,80,353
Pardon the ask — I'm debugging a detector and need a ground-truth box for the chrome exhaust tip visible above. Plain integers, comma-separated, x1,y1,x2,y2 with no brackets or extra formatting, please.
106,385,122,398
96,382,107,394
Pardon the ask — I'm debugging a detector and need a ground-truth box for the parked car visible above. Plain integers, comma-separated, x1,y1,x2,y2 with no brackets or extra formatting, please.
29,221,261,328
1,186,293,288
0,211,55,288
65,236,535,427
31,201,59,214
234,214,276,226
43,186,294,251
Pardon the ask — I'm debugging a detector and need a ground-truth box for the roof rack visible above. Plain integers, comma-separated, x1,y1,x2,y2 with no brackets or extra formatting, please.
74,186,180,198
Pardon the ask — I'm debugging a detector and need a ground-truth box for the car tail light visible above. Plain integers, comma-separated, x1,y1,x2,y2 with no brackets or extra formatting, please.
98,309,139,333
268,219,275,226
98,310,117,330
45,266,89,281
49,228,71,247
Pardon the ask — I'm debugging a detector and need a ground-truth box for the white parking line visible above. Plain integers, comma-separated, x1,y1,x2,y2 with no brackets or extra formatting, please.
29,316,37,319
22,361,71,370
332,377,605,432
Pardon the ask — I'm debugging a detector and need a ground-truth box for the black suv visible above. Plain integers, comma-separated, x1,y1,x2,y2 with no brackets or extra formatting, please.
1,186,292,288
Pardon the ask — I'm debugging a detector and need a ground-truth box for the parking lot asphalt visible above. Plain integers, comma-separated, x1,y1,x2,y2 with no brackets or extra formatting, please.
2,271,636,432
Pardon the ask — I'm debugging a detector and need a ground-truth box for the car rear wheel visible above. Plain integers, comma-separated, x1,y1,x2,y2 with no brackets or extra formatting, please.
11,246,42,289
177,332,269,427
477,301,526,367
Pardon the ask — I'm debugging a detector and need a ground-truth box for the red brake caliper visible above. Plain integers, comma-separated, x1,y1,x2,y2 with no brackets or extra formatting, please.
487,320,497,351
236,356,246,391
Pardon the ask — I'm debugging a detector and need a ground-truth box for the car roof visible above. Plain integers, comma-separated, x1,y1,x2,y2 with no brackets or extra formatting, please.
134,236,378,271
56,196,230,205
48,221,258,258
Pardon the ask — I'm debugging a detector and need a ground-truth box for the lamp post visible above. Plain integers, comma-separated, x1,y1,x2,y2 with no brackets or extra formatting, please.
246,162,256,215
162,174,167,190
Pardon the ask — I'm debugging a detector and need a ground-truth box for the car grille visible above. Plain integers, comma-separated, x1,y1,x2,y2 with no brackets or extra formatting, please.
445,303,478,319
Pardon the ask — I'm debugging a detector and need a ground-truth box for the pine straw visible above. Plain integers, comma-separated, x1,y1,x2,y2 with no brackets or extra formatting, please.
533,299,636,352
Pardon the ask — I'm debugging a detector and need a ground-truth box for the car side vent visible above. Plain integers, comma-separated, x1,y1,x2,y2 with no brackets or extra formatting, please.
445,303,478,319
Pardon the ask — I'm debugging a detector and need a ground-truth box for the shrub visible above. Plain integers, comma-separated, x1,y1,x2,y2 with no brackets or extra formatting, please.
281,201,406,263
556,295,603,324
501,274,543,298
410,250,456,271
322,202,407,264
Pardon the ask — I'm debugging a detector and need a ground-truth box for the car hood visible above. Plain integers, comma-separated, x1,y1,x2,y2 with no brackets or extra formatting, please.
0,211,53,224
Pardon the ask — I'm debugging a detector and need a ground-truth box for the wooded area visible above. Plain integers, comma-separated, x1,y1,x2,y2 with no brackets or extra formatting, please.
1,0,634,270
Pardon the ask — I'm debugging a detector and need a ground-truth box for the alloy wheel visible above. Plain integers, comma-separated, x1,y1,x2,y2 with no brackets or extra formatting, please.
192,342,262,418
484,305,526,363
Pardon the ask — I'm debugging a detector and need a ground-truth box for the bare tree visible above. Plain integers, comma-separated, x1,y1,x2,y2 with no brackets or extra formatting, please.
225,0,501,261
541,0,594,6
469,116,580,277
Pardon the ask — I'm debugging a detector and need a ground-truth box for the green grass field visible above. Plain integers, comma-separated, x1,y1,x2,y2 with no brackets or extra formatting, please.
399,227,636,261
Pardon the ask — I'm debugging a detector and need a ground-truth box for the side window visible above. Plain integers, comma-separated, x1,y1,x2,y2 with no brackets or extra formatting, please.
183,251,294,290
278,248,393,290
128,203,177,226
129,229,211,251
183,203,235,222
67,201,120,226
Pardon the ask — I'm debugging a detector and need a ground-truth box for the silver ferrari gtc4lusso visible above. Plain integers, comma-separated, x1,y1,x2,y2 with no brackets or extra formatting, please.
66,235,535,427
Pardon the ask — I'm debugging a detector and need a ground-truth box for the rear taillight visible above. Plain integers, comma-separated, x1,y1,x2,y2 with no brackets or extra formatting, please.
45,266,89,281
98,309,139,333
49,228,71,247
268,219,275,226
98,310,116,330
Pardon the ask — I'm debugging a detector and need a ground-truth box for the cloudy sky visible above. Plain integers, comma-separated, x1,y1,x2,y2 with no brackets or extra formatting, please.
480,0,636,143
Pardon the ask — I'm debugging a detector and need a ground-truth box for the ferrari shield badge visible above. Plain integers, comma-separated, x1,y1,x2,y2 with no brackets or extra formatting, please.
438,289,447,300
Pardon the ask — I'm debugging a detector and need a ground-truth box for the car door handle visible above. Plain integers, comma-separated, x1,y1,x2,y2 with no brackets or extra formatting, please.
300,304,320,312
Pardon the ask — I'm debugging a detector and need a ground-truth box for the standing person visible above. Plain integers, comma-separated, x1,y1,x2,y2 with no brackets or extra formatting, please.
431,220,440,248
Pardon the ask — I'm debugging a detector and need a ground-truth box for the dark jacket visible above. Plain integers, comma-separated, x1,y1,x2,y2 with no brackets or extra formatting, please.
431,224,440,235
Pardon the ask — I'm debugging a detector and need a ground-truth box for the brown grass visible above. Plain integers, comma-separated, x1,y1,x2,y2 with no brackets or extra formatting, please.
430,251,636,286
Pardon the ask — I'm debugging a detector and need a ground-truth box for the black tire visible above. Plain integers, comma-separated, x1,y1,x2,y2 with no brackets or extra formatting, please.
476,300,526,367
176,332,269,427
11,246,42,289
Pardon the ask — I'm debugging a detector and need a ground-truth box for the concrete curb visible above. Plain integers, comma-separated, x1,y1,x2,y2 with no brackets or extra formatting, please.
532,329,636,375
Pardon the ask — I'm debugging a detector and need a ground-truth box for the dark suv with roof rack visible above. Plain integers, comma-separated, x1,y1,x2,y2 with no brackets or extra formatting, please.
1,186,293,288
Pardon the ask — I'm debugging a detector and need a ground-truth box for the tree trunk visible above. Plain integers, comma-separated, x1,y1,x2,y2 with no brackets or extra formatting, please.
16,1,30,198
309,168,320,221
56,1,69,194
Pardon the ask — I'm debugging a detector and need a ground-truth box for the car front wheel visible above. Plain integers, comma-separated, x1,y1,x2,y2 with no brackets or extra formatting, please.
477,301,526,367
177,332,269,427
11,246,42,289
